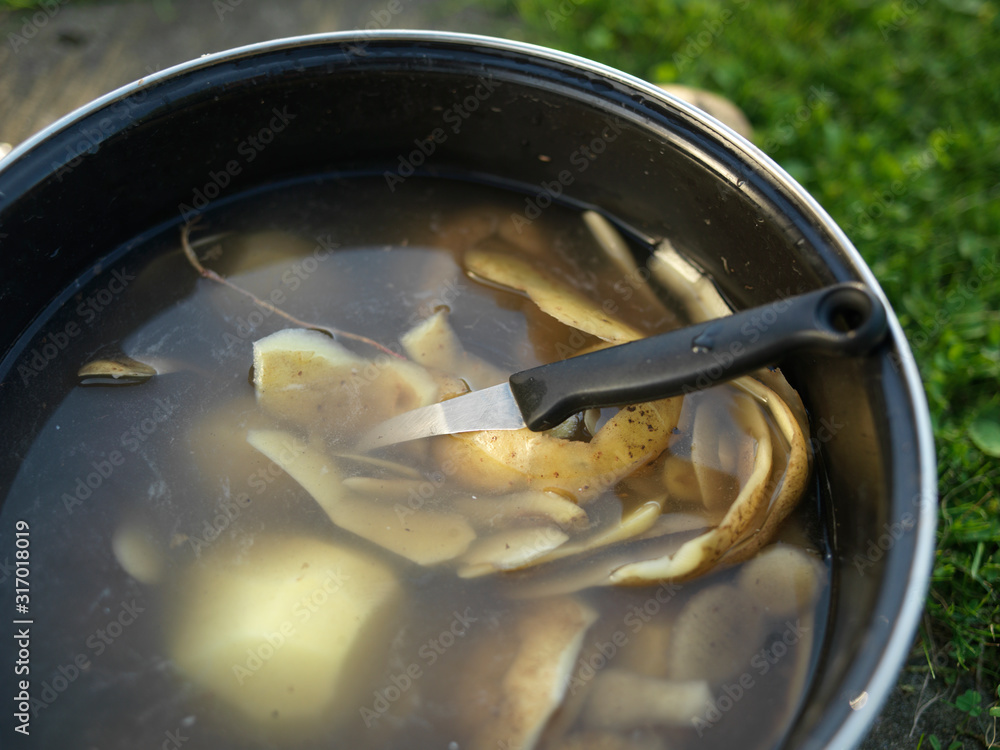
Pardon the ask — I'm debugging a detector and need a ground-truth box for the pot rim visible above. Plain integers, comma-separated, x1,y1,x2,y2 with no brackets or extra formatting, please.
1,29,936,749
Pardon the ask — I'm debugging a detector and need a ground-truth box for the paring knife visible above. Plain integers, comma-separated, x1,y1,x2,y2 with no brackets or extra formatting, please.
357,282,887,450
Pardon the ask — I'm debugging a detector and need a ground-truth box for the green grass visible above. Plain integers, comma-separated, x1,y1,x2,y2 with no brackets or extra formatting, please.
480,0,1000,739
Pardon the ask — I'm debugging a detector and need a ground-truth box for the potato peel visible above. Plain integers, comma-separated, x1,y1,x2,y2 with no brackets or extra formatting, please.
608,377,808,584
464,247,643,343
435,398,683,502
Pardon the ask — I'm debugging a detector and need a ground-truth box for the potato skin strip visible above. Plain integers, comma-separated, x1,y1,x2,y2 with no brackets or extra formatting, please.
609,377,809,584
465,247,644,343
435,397,683,503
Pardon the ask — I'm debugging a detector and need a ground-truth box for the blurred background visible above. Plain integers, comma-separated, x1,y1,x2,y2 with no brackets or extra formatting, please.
1,0,998,747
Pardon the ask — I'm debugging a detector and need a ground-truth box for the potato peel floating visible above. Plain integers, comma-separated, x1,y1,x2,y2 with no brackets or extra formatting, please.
609,378,810,584
435,398,683,502
77,354,157,385
469,597,598,750
451,489,590,532
241,209,813,588
464,247,644,343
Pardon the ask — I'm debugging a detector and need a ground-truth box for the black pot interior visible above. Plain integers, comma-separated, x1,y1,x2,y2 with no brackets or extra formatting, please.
0,35,929,748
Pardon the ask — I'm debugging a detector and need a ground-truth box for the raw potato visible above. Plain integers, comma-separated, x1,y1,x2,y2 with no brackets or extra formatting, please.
668,584,765,684
436,398,683,502
252,328,439,443
464,247,644,343
111,519,164,584
581,669,713,728
617,620,672,678
661,456,705,505
737,544,824,619
169,535,400,731
432,204,553,257
248,429,475,566
186,394,292,500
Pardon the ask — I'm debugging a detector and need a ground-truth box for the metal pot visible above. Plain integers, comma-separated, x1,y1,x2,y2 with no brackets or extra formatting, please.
0,31,935,748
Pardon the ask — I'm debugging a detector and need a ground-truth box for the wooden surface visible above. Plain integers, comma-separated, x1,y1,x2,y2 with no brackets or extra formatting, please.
0,0,479,149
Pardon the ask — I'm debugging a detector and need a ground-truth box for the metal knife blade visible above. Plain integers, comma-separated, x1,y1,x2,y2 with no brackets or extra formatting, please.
356,382,526,451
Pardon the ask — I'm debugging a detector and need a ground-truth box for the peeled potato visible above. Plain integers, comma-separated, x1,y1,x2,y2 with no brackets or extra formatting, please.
581,670,712,729
169,535,401,731
668,584,765,684
111,519,164,585
736,544,824,619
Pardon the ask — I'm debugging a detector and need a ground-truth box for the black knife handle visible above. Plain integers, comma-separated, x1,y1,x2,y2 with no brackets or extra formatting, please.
508,282,887,431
